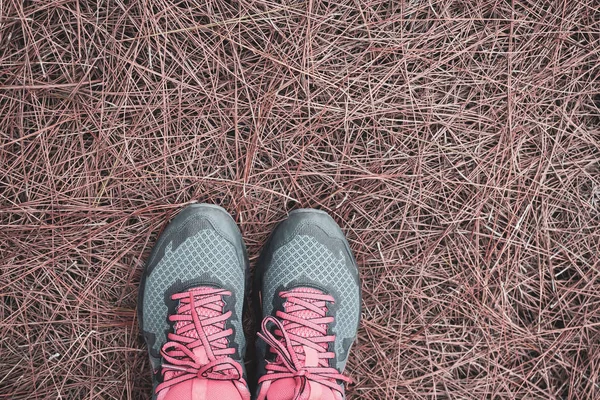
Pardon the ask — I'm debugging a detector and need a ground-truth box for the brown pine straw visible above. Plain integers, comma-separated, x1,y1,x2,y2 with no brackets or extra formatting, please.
1,1,599,399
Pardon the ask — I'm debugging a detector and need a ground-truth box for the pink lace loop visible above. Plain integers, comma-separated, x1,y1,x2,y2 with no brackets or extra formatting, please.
257,290,352,400
197,358,242,380
155,288,246,394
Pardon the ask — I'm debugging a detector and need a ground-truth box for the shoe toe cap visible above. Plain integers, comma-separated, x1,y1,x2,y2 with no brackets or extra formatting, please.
146,203,245,272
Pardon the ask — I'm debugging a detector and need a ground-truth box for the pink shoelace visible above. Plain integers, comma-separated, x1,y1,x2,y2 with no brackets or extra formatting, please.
257,290,352,400
155,288,247,394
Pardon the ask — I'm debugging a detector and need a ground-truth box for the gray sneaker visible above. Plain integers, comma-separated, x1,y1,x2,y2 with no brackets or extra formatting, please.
254,209,361,400
138,204,251,400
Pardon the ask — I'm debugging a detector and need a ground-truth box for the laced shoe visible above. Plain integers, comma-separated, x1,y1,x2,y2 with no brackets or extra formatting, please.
255,209,361,400
139,204,251,400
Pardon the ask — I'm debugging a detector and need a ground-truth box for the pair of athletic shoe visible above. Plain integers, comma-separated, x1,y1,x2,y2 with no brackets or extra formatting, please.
138,204,361,400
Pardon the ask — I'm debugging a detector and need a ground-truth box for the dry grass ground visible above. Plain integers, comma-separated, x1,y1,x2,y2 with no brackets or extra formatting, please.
1,1,599,399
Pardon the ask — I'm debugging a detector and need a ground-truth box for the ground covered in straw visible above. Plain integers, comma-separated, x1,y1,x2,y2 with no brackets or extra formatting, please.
1,1,599,399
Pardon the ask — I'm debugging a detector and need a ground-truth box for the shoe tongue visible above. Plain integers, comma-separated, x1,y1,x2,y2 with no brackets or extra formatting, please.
266,288,338,400
266,379,336,400
161,379,244,400
284,288,328,351
159,288,245,400
175,287,226,344
160,348,246,400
